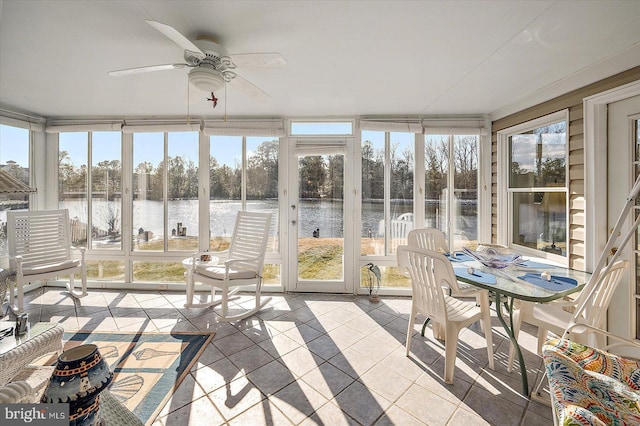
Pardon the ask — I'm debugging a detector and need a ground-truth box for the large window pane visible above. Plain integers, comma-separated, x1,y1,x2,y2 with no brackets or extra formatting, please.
453,135,478,249
361,131,385,255
425,135,448,232
359,265,409,289
0,124,30,259
167,132,198,251
209,136,242,251
91,132,122,250
59,132,88,248
298,154,344,281
389,132,414,253
512,191,566,254
132,261,184,282
509,122,566,188
247,136,279,253
262,264,281,286
86,260,125,281
133,133,164,251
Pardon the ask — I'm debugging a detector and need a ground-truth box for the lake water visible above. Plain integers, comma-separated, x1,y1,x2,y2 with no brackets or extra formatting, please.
58,199,478,240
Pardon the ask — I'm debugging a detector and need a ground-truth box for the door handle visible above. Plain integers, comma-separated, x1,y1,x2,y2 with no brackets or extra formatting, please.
291,204,296,210
291,220,297,226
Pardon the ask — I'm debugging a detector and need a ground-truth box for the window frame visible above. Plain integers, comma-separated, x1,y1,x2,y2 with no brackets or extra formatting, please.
0,123,33,258
357,129,484,293
497,109,569,263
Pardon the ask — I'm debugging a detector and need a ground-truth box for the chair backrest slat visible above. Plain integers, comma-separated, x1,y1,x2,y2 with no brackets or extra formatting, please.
407,228,449,252
228,211,272,272
573,260,629,328
7,210,73,270
397,245,456,323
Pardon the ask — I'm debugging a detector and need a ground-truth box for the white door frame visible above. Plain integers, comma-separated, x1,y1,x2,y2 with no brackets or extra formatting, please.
584,80,640,272
584,80,640,339
287,138,355,293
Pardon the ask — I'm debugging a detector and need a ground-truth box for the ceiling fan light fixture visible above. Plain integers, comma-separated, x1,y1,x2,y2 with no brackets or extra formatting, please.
189,68,226,92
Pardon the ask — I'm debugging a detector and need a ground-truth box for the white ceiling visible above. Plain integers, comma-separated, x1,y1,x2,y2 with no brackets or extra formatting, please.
1,0,639,121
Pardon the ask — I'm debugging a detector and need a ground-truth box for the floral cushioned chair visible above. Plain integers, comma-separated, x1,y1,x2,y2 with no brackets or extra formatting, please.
542,336,640,425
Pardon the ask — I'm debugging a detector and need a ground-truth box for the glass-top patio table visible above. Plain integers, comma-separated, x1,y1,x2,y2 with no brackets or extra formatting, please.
448,250,592,396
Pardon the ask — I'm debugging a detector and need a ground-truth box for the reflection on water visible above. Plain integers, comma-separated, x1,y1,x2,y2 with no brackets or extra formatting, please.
57,199,478,240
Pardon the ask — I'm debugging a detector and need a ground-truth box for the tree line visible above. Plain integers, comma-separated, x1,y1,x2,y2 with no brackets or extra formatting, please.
362,135,479,201
58,136,482,203
59,140,280,201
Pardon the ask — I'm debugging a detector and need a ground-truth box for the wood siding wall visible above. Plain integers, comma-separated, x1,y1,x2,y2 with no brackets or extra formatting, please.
491,67,640,270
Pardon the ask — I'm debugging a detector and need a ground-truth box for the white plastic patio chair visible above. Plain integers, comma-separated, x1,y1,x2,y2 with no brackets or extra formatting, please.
390,214,414,252
407,227,448,252
407,228,488,333
184,211,272,321
397,212,414,221
507,259,629,371
397,245,494,384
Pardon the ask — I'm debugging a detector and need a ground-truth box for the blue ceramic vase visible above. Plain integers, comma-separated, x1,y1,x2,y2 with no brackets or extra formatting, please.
41,344,113,426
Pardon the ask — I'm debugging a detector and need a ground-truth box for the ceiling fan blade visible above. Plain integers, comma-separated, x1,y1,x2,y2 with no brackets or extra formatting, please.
229,53,287,68
146,20,206,60
108,63,188,77
228,74,272,103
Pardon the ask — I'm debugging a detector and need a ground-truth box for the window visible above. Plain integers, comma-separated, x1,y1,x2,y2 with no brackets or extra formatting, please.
210,135,280,285
360,130,414,290
59,132,89,247
132,131,199,252
246,136,279,255
209,136,242,250
91,132,122,250
361,131,385,255
425,134,479,251
499,111,568,258
0,124,31,257
59,131,125,281
360,131,414,257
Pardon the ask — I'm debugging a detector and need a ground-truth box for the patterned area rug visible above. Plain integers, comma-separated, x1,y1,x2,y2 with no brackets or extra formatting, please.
45,331,214,425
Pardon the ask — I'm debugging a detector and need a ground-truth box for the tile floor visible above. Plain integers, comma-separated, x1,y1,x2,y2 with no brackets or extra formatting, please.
11,287,554,425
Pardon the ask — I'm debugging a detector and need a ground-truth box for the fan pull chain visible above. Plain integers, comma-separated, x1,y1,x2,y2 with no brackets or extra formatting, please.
186,78,190,124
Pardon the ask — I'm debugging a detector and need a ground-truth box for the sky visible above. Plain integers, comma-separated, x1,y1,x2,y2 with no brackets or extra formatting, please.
0,127,250,169
1,121,420,170
511,133,566,173
1,122,358,169
0,124,29,166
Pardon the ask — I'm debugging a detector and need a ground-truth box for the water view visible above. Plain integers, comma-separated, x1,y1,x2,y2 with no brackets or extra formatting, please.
59,199,478,242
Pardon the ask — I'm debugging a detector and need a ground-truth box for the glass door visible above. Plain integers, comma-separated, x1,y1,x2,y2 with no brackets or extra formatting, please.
289,145,351,293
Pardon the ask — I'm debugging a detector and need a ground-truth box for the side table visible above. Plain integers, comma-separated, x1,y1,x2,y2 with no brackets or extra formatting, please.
182,255,219,307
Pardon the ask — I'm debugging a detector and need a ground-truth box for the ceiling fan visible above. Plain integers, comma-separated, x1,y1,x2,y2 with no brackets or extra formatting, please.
108,20,286,103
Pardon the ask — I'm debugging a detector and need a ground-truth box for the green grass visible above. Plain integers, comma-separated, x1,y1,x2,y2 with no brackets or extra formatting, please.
85,236,411,288
298,242,344,280
133,261,186,282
